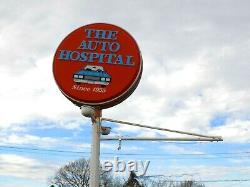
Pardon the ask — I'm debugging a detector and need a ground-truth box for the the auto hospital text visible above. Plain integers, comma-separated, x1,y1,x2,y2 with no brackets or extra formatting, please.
58,29,135,66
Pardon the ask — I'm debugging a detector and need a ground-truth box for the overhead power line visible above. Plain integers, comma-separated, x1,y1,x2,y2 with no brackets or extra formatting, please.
139,175,250,183
0,145,88,154
172,179,250,183
1,145,250,158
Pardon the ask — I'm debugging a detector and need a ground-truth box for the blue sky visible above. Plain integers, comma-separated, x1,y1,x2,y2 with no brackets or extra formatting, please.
1,0,250,187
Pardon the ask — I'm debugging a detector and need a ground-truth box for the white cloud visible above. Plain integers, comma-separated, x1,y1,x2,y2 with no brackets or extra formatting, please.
0,133,59,147
1,0,250,177
0,154,58,181
0,132,91,150
1,1,250,187
1,0,250,144
161,144,204,155
211,120,250,143
0,55,86,130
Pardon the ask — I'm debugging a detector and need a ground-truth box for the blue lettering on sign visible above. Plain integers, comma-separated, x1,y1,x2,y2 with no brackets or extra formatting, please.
58,50,71,60
58,29,135,66
58,50,134,66
85,29,118,40
78,40,121,52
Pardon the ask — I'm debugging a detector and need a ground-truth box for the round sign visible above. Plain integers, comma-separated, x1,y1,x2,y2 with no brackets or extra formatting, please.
53,23,143,109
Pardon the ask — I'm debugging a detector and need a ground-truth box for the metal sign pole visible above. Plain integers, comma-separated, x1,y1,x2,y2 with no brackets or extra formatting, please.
90,113,101,187
81,106,101,187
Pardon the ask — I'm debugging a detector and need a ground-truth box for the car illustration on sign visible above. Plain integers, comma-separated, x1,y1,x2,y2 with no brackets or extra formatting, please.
73,65,111,86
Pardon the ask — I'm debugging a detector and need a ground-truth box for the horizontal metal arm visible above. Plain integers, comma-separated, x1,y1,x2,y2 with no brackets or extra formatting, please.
101,137,223,142
101,118,222,140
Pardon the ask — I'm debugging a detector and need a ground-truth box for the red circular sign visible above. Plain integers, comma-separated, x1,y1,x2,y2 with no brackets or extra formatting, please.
53,23,143,109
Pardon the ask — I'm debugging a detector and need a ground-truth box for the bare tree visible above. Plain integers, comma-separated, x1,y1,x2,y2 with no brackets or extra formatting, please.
49,159,205,187
137,176,205,187
177,180,205,187
49,158,123,187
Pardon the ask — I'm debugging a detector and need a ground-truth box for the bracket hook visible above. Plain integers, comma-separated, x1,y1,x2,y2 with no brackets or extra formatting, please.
118,137,122,150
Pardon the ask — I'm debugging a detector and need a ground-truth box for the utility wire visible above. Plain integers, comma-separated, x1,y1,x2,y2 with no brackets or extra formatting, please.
1,145,250,158
138,175,250,183
139,175,250,182
172,179,250,183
